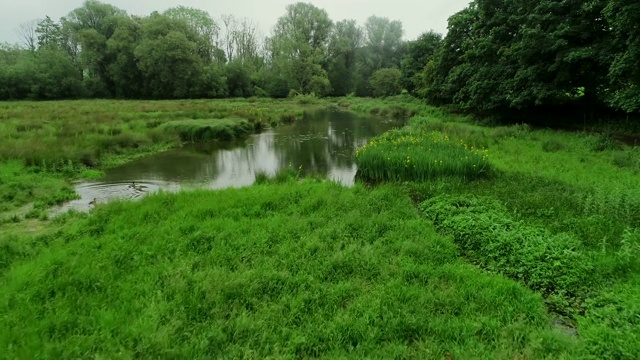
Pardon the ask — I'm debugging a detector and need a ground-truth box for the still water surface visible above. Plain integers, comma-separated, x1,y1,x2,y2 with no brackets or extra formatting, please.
55,109,403,213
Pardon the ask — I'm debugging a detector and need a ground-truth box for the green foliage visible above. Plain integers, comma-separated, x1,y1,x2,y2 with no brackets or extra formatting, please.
580,274,640,359
400,31,442,93
159,118,253,142
0,183,578,358
369,68,403,97
421,195,594,315
356,129,491,182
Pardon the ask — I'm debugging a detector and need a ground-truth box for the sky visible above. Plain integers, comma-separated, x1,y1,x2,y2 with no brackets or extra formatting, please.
0,0,471,45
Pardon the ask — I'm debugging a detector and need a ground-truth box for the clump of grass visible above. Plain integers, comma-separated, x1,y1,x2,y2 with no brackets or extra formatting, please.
356,129,491,182
279,112,299,125
293,93,319,104
612,149,640,171
542,139,567,152
410,116,491,148
493,123,531,139
588,134,624,152
160,118,254,142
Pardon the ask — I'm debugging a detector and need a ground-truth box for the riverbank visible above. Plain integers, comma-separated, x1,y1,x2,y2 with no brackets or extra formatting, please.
0,98,321,223
0,97,638,358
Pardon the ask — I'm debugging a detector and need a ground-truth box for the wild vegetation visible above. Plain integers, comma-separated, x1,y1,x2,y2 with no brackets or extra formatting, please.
0,0,639,358
0,180,581,359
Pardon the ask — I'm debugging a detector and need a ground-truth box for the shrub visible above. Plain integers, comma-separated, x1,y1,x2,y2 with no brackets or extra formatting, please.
279,112,299,125
588,134,623,152
369,68,403,97
421,195,595,315
356,129,491,182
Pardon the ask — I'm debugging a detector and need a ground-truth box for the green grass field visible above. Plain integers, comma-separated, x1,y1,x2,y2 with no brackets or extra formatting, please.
0,97,638,358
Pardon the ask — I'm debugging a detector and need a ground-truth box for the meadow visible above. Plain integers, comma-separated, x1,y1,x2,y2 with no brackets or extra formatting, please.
0,96,639,358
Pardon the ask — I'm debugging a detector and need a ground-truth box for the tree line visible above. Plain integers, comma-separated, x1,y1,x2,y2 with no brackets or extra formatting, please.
411,0,640,117
1,0,638,119
0,0,409,100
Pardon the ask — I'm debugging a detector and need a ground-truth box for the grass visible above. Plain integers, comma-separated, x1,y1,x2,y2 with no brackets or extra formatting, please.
160,118,254,142
341,96,640,358
1,96,639,358
0,181,579,358
0,161,76,218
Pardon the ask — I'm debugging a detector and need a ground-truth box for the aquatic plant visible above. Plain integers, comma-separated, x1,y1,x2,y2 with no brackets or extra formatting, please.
356,129,491,182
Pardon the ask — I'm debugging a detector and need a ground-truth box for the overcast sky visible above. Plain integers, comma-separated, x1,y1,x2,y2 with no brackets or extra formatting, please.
1,0,471,45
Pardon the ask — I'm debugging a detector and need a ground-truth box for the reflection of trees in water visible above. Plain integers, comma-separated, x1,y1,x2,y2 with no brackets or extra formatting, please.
105,110,402,185
104,149,218,183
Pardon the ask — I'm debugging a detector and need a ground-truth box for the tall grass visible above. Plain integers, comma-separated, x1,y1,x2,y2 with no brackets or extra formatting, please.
0,161,76,216
160,118,254,142
0,182,579,358
356,129,491,182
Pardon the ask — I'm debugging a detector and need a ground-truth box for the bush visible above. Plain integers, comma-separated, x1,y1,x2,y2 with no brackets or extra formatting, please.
588,134,623,152
279,112,299,125
369,68,403,97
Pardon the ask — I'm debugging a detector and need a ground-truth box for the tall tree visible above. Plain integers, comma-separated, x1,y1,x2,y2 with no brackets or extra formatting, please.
135,13,206,99
64,0,128,95
400,31,442,94
327,20,363,96
268,2,333,95
17,20,38,52
35,16,62,49
604,0,640,113
163,6,222,63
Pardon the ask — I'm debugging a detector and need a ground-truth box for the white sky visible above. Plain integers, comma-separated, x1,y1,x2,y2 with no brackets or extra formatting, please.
0,0,471,45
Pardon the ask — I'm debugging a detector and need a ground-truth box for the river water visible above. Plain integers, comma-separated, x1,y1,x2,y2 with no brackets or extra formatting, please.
55,109,403,213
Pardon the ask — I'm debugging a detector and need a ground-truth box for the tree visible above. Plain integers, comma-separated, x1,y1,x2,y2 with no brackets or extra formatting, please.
35,16,62,49
135,13,204,99
400,31,442,93
64,0,129,95
17,20,39,52
106,15,143,98
355,16,405,96
363,16,404,69
604,0,640,113
163,6,222,63
327,20,363,96
268,2,333,95
369,68,402,97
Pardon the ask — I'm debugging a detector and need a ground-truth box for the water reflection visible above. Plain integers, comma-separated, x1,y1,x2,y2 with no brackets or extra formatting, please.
56,109,403,213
